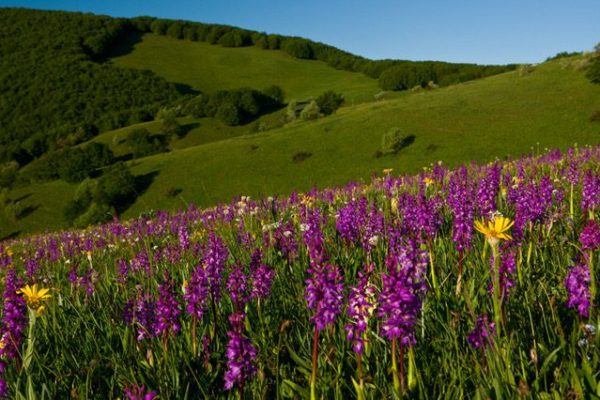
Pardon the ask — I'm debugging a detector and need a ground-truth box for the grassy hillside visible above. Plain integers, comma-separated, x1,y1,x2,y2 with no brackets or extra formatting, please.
111,33,381,102
3,57,599,239
121,59,600,216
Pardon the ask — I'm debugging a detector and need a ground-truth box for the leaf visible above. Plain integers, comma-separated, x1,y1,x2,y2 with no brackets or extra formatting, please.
282,379,308,398
27,375,37,400
284,341,311,371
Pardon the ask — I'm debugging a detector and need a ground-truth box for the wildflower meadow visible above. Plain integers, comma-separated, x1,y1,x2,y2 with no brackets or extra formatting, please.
1,145,599,399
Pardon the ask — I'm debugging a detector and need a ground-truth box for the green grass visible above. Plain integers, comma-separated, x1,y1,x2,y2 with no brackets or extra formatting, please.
89,110,288,157
120,58,600,217
4,57,600,238
111,33,380,103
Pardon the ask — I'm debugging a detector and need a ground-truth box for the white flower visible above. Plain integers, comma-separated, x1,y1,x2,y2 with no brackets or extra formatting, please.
584,324,596,335
299,223,310,232
283,230,293,238
368,235,379,246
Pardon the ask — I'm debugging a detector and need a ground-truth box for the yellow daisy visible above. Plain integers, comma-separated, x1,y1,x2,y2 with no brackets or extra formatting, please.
474,216,514,246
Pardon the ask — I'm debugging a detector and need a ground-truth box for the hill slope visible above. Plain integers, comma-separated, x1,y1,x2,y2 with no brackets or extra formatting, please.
111,33,380,103
122,58,600,215
3,57,599,238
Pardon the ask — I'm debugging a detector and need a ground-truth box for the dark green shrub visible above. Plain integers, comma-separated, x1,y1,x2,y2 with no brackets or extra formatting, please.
166,21,184,39
263,85,285,104
126,128,169,158
381,128,416,154
93,163,136,208
156,108,182,137
216,103,241,126
73,202,115,228
0,162,18,188
283,38,313,59
316,90,344,115
218,31,251,47
150,19,168,35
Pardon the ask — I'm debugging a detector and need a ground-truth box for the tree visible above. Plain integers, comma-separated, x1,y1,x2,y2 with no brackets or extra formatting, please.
150,19,168,35
316,91,344,115
127,128,169,158
283,39,313,59
263,85,285,104
156,108,182,137
94,163,137,208
216,103,241,126
166,21,184,39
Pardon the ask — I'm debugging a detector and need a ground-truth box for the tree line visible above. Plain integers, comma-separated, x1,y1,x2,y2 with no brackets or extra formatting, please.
129,15,516,89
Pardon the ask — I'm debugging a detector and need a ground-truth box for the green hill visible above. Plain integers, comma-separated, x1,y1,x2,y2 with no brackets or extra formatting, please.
111,33,380,103
3,56,599,238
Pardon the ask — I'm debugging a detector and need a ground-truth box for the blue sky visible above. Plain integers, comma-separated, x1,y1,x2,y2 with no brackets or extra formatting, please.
1,0,599,64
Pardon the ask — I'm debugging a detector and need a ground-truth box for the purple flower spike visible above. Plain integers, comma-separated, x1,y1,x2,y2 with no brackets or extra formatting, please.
155,277,181,337
579,219,600,251
467,314,496,349
582,170,600,212
565,263,591,318
184,265,210,320
305,263,344,332
224,330,258,390
124,384,158,400
0,269,27,361
345,265,376,355
377,244,428,346
250,264,275,300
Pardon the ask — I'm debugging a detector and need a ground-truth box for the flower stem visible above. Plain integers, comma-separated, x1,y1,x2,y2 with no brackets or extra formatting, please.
589,251,596,313
491,245,502,337
391,338,400,394
428,239,438,298
456,251,464,296
570,183,574,220
191,316,197,356
310,326,319,400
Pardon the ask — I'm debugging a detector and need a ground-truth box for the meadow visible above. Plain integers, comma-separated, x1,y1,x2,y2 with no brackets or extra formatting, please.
0,144,599,398
3,55,600,239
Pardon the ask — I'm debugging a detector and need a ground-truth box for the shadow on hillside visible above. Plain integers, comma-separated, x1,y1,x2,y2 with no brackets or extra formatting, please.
174,83,200,96
17,205,39,220
115,171,159,214
176,123,200,140
105,30,144,59
114,154,134,163
13,193,32,203
0,231,20,241
396,134,416,152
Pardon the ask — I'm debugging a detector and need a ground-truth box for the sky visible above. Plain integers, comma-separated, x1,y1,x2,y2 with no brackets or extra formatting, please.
1,0,599,64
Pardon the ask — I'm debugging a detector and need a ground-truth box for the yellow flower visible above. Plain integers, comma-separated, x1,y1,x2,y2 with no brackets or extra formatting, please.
17,284,51,309
182,279,189,294
383,168,393,175
424,177,434,187
474,216,514,246
391,197,399,214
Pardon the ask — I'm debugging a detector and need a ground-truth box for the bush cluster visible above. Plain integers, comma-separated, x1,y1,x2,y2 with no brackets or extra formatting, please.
182,87,283,126
63,163,137,227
